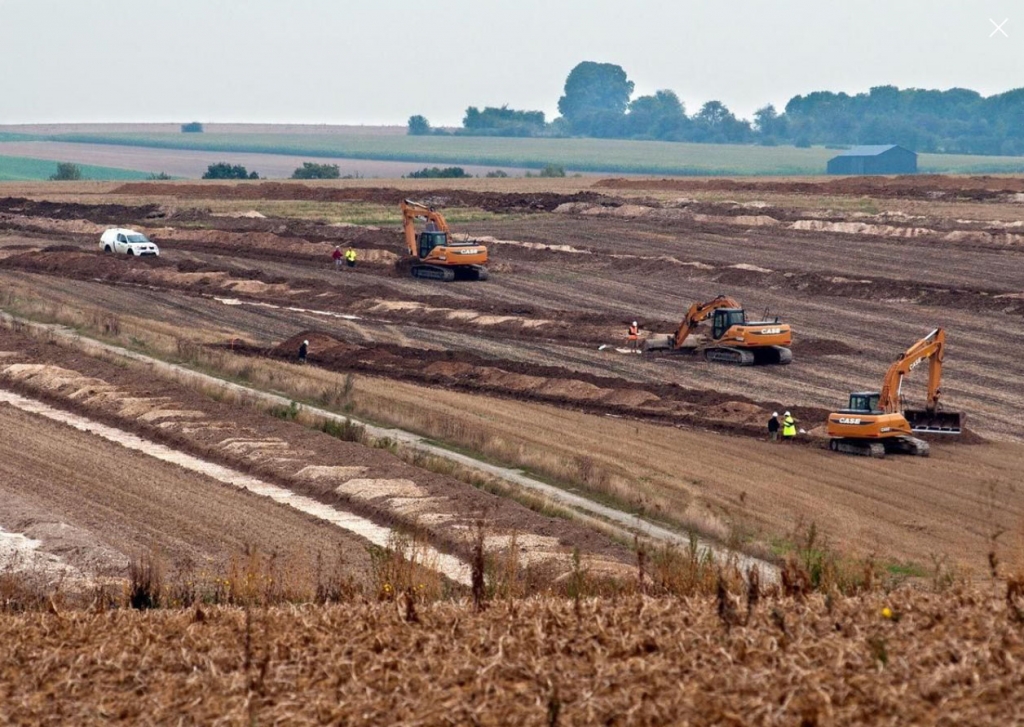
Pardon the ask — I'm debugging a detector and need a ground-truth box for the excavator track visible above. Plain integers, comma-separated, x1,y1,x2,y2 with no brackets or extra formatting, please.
703,347,756,365
884,436,930,456
828,436,929,458
411,265,456,282
759,346,793,365
412,264,488,282
702,346,791,366
829,439,886,457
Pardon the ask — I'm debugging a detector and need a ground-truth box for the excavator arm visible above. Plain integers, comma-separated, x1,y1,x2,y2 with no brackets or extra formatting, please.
401,199,450,257
672,295,742,348
878,328,945,414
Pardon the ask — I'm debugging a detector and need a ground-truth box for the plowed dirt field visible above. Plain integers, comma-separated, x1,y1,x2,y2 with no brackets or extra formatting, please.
1,176,1022,576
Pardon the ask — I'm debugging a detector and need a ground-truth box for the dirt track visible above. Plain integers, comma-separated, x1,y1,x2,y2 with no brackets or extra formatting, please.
0,405,371,581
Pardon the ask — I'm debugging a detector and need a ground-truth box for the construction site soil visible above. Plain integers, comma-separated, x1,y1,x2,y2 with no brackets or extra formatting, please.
0,325,630,585
2,176,1023,575
111,183,613,213
595,174,1024,201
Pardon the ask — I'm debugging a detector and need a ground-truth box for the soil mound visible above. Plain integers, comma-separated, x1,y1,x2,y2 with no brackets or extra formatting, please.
247,331,832,438
111,183,614,214
0,197,161,223
594,175,1024,201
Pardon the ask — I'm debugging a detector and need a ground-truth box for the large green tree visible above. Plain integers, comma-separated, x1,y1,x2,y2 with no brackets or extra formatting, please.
626,90,687,139
203,162,259,180
407,115,431,136
557,62,634,136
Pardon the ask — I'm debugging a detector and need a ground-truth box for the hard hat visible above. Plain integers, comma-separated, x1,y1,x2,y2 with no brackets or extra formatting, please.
632,321,637,326
303,340,309,345
784,411,790,416
772,412,778,417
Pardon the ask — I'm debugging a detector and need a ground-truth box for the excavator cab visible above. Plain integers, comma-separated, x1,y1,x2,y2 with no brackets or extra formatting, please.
711,308,746,339
417,231,447,259
844,392,882,414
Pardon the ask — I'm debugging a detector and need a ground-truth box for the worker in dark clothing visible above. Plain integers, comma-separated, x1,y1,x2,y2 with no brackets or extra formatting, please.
767,412,780,442
298,339,308,364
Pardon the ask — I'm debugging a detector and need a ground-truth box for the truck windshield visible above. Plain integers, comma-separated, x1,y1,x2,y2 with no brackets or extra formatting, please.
126,234,150,243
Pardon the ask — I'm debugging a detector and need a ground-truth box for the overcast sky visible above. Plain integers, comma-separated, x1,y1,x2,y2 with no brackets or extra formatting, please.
0,0,1020,125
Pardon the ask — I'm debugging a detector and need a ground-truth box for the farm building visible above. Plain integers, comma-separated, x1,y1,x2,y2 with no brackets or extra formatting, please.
826,145,917,175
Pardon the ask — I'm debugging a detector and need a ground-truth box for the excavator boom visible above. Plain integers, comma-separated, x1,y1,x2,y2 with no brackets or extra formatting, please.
885,328,963,433
671,295,742,348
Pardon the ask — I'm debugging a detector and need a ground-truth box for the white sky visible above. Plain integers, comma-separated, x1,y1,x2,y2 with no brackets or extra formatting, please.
0,0,1020,125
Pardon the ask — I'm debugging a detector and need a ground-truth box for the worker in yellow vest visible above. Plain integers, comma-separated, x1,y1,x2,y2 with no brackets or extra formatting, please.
782,411,797,441
345,247,357,268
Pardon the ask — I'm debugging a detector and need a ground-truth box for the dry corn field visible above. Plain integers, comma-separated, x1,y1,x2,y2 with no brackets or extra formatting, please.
2,588,1024,725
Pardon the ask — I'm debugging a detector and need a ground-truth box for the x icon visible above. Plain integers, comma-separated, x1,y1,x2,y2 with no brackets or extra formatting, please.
990,18,1009,37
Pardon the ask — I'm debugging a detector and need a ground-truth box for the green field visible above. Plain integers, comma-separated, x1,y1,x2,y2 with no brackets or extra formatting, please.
9,131,1024,176
0,155,153,182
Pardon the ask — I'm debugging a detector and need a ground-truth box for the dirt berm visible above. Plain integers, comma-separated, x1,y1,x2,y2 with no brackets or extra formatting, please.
112,183,615,214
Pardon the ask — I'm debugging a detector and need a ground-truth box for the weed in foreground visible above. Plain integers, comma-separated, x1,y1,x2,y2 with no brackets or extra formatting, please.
127,554,163,610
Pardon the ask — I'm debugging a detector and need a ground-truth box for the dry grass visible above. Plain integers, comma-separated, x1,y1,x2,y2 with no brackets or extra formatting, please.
2,585,1023,724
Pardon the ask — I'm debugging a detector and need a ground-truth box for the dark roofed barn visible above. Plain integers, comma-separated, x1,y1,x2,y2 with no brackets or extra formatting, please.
826,145,917,175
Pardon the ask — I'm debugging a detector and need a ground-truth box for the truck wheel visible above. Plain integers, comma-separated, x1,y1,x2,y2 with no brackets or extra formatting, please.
127,249,135,256
104,246,112,253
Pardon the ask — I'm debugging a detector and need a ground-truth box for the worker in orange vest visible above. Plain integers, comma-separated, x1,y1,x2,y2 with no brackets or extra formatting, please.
627,321,640,353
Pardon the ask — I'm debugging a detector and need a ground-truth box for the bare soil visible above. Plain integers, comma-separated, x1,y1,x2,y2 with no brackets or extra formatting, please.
0,325,630,581
596,174,1024,201
3,175,1023,574
0,405,370,581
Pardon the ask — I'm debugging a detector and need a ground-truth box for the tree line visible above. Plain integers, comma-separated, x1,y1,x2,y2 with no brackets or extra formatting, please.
409,61,1024,155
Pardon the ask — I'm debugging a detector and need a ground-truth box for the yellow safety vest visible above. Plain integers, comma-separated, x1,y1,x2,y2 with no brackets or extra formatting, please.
782,416,796,436
345,249,356,261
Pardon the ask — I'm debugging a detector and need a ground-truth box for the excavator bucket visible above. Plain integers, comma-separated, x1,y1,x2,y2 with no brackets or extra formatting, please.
904,409,964,434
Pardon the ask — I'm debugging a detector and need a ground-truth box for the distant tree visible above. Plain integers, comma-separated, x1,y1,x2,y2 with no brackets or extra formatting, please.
752,104,787,140
49,162,83,181
626,90,687,139
462,105,546,136
405,166,470,179
485,170,509,178
202,162,258,180
407,115,431,136
538,164,566,177
692,100,752,143
291,162,341,179
557,61,634,136
147,172,172,180
181,122,204,133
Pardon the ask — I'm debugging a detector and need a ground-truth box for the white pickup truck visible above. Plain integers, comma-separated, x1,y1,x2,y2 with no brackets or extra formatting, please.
99,228,160,256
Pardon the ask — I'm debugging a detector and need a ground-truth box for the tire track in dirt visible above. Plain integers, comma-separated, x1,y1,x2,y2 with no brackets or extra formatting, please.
0,403,373,581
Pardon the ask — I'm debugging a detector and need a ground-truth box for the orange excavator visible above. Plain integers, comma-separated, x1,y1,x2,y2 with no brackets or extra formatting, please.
643,295,793,365
826,328,964,457
399,200,489,281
